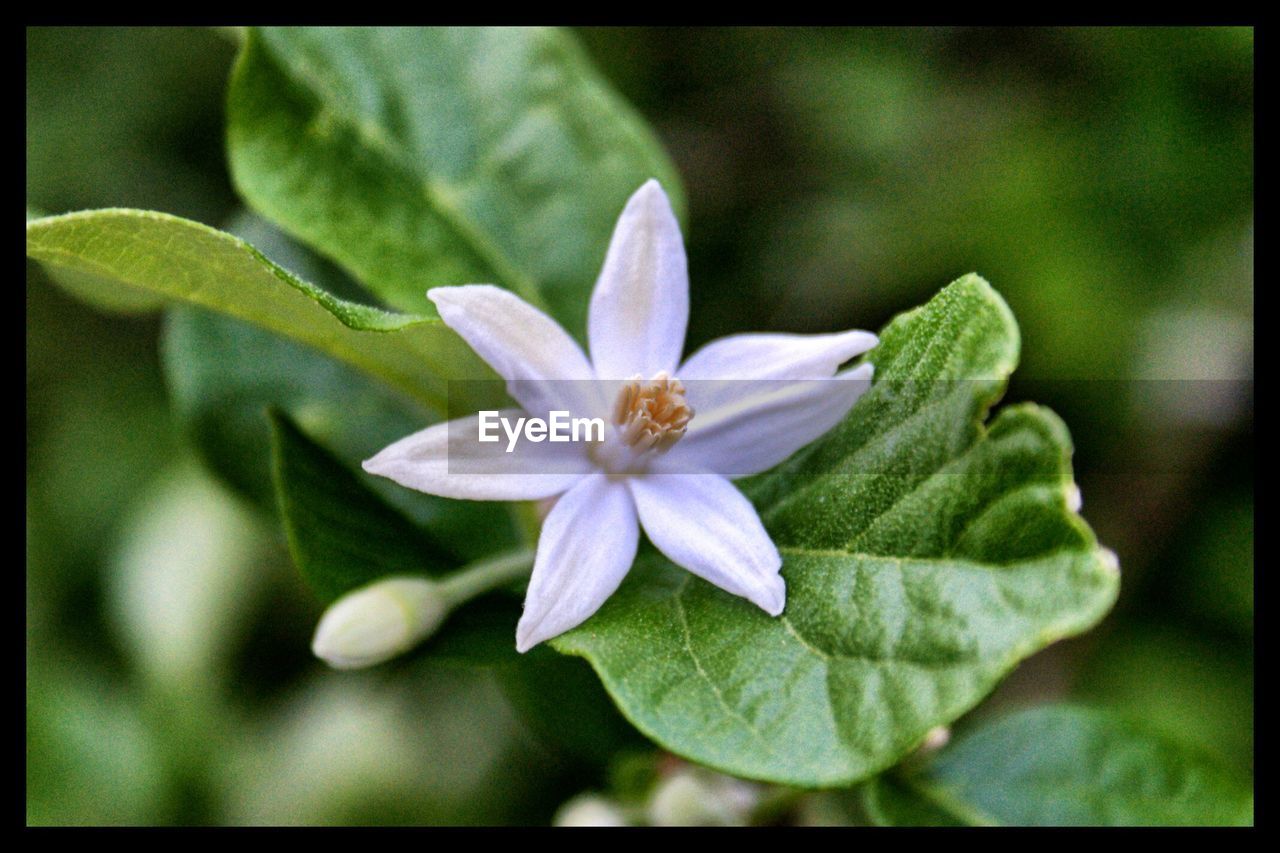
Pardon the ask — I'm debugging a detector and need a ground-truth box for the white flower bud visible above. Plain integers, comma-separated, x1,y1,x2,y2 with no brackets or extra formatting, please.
553,794,629,826
647,767,760,826
311,577,448,669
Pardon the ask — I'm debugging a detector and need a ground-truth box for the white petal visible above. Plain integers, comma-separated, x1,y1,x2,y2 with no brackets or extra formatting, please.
667,364,874,478
678,329,877,413
588,180,689,379
429,285,605,418
680,329,878,379
628,471,784,615
363,410,590,501
516,474,638,652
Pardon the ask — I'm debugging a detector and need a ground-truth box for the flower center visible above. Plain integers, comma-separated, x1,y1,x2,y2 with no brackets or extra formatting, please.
611,371,694,454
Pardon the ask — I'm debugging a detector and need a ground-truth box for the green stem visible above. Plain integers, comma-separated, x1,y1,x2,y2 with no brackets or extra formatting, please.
437,546,536,607
509,500,545,547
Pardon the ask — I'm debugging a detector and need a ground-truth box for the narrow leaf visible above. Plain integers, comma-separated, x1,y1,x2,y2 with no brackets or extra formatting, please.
26,209,491,412
268,409,459,602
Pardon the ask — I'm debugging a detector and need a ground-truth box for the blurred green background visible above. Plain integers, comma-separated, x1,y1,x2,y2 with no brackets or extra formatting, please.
26,26,1252,825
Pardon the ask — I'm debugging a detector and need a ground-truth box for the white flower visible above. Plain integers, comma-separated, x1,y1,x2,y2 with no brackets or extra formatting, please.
364,180,877,652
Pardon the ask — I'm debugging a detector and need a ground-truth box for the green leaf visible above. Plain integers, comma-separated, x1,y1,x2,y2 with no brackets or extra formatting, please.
268,406,519,658
862,774,967,827
554,274,1119,787
494,648,649,765
269,409,455,602
156,213,463,527
1072,620,1254,775
26,209,490,412
269,408,493,602
163,306,420,511
867,705,1253,826
227,26,683,333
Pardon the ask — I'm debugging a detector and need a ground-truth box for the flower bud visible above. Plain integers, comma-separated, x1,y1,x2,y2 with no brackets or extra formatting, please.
553,793,629,826
646,767,760,826
311,577,448,669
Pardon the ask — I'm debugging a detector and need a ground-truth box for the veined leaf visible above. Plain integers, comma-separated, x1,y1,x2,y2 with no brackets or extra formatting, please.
555,275,1120,786
26,209,491,412
227,26,684,334
865,705,1253,826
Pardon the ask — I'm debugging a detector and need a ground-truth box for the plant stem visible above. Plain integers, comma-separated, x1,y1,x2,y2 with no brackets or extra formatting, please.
509,500,545,547
437,546,536,607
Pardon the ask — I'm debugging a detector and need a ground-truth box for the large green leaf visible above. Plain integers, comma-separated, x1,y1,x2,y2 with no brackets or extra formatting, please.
554,275,1119,786
26,209,489,412
227,26,683,333
865,705,1253,826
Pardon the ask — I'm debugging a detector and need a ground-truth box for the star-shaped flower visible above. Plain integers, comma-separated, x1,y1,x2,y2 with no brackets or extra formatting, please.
363,180,877,652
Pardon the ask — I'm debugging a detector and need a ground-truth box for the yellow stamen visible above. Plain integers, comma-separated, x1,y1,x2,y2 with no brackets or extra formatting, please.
612,371,694,454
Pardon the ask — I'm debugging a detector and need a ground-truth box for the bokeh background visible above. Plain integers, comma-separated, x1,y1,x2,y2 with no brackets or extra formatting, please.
26,26,1253,824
